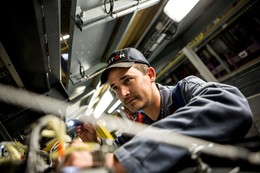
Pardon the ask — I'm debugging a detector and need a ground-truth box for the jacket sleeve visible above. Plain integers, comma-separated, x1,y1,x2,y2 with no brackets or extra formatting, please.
114,75,253,173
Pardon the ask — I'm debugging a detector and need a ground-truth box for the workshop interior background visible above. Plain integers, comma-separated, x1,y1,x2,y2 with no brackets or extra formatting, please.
0,0,260,172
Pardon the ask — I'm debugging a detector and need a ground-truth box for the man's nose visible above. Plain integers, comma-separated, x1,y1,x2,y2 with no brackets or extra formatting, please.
118,87,130,98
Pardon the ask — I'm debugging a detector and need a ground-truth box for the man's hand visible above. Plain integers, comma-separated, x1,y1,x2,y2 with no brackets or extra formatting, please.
60,140,127,173
63,149,127,173
63,150,93,168
76,122,98,143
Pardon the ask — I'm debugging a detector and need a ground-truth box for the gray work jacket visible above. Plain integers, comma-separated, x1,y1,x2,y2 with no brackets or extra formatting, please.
114,75,253,173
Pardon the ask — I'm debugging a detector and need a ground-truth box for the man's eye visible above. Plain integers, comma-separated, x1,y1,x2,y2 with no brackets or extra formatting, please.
112,86,118,91
124,78,130,83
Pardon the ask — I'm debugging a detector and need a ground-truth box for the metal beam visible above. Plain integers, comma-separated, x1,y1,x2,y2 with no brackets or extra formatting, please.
76,0,160,30
0,42,24,88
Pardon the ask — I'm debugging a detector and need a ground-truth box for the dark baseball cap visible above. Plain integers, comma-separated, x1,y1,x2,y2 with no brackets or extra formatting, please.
100,47,150,84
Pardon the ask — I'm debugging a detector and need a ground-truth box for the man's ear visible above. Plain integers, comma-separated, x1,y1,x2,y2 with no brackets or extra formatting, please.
147,67,156,82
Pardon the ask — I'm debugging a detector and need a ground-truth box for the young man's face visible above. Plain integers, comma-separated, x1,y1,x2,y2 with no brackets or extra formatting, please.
108,66,155,113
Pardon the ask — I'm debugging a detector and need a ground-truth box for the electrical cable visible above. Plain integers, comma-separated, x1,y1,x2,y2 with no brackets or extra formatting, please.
25,114,69,173
0,142,27,164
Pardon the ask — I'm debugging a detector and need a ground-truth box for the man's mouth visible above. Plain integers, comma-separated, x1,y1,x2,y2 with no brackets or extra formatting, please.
125,97,136,105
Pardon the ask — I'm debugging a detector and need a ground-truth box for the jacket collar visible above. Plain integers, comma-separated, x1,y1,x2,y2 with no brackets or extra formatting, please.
156,83,175,119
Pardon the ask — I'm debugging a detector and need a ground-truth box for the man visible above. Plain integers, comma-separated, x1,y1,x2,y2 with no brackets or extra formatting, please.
64,47,253,173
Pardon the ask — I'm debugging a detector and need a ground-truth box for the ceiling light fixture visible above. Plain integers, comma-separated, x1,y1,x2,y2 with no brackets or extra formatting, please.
164,0,200,22
107,99,122,114
93,90,114,119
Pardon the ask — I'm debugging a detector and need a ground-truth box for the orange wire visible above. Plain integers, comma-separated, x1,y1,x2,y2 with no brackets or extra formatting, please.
58,141,65,157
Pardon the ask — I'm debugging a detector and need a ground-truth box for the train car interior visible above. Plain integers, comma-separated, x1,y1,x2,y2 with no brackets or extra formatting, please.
0,0,260,172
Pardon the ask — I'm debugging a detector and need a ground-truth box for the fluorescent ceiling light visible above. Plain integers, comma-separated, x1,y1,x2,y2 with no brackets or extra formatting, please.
164,0,200,22
93,90,114,119
107,99,121,114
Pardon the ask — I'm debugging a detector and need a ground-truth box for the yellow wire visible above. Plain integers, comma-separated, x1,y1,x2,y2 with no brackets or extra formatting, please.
96,123,114,139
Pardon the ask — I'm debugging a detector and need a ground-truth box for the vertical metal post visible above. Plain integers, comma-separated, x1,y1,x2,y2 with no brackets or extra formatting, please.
183,46,218,82
206,44,231,73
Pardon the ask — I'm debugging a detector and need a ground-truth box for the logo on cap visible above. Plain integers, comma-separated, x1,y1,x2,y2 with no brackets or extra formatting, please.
107,52,126,67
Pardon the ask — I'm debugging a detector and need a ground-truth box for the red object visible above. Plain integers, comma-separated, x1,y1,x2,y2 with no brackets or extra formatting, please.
137,112,144,123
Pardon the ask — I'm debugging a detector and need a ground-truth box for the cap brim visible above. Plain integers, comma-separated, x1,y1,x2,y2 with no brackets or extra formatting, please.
101,62,135,84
